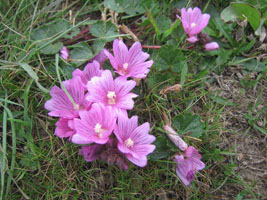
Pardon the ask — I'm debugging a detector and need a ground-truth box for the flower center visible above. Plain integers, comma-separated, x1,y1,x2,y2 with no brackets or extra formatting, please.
186,170,195,181
123,63,128,70
190,23,196,28
124,138,134,148
94,123,103,138
119,63,129,75
74,103,82,111
107,91,116,105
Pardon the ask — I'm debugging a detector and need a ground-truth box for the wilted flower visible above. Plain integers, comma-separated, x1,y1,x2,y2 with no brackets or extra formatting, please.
114,114,156,167
79,144,103,162
174,146,205,186
105,39,153,78
163,124,188,151
177,7,210,43
86,70,137,116
204,42,219,51
100,138,129,170
44,77,90,119
60,46,69,60
72,103,116,144
72,60,103,87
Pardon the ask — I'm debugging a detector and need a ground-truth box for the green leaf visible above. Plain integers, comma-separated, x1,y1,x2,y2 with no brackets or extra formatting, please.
231,2,261,31
153,45,187,72
147,73,170,90
69,42,93,66
253,124,267,136
90,21,118,42
155,15,171,34
19,63,49,93
92,39,106,55
40,42,63,55
146,9,159,35
104,0,125,13
242,59,266,72
220,6,238,22
173,113,204,138
180,61,188,88
149,136,172,160
211,95,238,106
31,19,80,55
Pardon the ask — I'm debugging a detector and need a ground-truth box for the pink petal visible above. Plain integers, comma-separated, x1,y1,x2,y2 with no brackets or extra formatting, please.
113,39,128,65
125,153,147,167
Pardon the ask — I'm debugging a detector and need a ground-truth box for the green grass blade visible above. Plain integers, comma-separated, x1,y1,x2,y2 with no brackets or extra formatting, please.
0,97,8,199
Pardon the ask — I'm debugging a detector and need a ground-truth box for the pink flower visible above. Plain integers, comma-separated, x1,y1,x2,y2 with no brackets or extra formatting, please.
79,144,103,162
54,118,76,139
60,46,69,60
204,42,219,51
72,103,116,144
114,114,156,167
92,48,108,66
177,7,210,41
86,70,137,116
163,124,188,151
72,60,103,87
174,146,205,186
44,77,90,119
105,39,153,78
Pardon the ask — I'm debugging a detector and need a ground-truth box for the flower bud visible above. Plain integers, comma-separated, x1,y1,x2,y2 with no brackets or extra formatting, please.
205,42,219,51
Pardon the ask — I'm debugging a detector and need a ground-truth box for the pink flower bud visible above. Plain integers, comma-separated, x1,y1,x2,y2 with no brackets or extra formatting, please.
60,46,69,60
205,42,219,51
186,36,198,43
163,125,188,151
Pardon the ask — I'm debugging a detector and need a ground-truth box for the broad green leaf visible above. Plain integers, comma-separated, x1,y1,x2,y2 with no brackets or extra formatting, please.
104,0,144,15
220,6,238,22
231,2,261,31
104,0,125,13
69,42,93,66
173,113,204,138
153,45,187,72
92,39,106,55
155,15,171,34
40,42,63,55
149,136,172,160
235,58,266,72
90,21,118,42
31,19,80,54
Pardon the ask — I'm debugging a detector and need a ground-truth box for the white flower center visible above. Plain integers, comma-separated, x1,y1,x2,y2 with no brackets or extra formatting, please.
191,23,196,28
74,103,81,111
124,138,134,148
107,91,116,105
123,63,128,70
94,123,103,138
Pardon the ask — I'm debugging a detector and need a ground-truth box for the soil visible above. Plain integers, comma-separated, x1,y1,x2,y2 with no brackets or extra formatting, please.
210,67,267,199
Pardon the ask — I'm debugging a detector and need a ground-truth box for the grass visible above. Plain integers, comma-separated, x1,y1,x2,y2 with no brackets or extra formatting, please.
1,0,266,199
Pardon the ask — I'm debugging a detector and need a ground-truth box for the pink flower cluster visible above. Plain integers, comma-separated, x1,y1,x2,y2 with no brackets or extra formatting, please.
177,7,219,51
163,125,205,186
46,39,155,169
